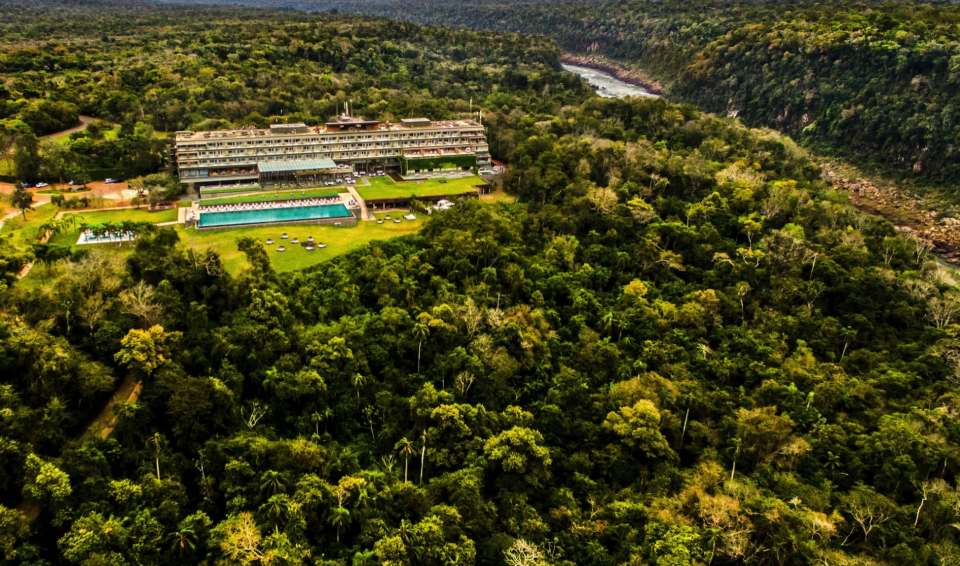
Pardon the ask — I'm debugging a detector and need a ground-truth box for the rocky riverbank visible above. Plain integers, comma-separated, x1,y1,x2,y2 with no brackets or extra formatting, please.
822,162,960,266
560,53,664,95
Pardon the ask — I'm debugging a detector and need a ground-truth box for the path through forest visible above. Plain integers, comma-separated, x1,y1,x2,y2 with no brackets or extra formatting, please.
14,376,142,523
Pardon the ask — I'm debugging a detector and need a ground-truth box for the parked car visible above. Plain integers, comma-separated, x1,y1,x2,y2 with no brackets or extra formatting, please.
19,182,33,188
105,178,118,184
35,182,49,188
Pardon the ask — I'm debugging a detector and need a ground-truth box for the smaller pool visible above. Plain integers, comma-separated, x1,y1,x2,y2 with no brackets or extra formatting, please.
199,204,352,228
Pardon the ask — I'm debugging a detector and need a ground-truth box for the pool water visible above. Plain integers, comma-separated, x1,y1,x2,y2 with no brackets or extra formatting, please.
198,204,352,228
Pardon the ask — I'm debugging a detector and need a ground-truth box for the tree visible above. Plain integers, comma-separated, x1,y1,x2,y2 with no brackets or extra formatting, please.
0,506,29,561
395,437,415,483
0,133,14,178
30,243,72,283
841,485,896,542
603,400,674,459
504,539,546,566
119,281,163,327
352,373,366,398
217,513,267,564
260,470,286,497
22,454,71,503
11,182,32,220
148,433,162,480
13,132,40,181
413,313,431,373
40,138,72,187
114,325,180,377
483,426,552,483
419,429,427,484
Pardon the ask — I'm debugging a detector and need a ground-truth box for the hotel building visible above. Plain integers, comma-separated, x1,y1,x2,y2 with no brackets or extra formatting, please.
174,116,491,187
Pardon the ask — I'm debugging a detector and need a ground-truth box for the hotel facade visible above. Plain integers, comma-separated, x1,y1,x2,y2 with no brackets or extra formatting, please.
174,117,491,187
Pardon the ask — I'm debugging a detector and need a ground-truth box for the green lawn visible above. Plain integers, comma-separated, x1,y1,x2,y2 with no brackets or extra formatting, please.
0,204,60,248
179,212,422,273
357,175,485,201
200,188,342,207
54,125,121,145
43,208,178,247
25,207,419,276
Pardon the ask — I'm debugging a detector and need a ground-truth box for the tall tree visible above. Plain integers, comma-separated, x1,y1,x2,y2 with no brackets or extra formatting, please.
12,133,40,182
10,182,33,220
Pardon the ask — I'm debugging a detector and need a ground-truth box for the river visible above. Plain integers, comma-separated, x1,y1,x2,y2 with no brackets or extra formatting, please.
562,63,658,99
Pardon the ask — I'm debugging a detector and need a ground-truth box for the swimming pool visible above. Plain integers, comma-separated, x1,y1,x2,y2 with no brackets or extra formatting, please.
198,204,352,228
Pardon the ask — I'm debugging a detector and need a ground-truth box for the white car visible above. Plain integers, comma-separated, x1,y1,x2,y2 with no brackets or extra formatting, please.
105,178,118,184
35,182,49,188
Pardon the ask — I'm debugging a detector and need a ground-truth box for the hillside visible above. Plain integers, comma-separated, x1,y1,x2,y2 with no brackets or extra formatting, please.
310,0,960,194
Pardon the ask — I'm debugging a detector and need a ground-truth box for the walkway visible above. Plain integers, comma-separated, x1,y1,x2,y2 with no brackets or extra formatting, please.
346,186,374,221
15,376,142,523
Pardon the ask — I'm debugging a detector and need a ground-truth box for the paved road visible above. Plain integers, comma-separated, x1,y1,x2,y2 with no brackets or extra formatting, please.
47,115,95,140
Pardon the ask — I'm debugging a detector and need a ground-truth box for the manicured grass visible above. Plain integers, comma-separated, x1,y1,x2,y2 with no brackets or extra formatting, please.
200,188,342,207
13,207,422,283
66,208,177,225
179,212,422,273
0,204,60,248
55,125,121,145
357,175,485,201
46,208,179,246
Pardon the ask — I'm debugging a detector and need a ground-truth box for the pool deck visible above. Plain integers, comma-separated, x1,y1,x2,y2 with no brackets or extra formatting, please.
196,202,359,231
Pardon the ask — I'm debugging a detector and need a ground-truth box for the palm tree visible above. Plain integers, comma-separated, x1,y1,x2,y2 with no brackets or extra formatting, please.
840,327,858,362
260,470,285,496
168,527,198,557
262,366,280,395
395,437,415,483
329,506,350,542
311,411,324,435
419,429,427,484
352,373,366,398
149,433,162,480
728,437,742,480
601,310,616,338
413,320,430,374
395,519,413,544
323,407,334,434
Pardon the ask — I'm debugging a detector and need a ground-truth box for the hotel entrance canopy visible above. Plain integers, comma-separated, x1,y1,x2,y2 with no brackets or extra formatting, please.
258,159,339,174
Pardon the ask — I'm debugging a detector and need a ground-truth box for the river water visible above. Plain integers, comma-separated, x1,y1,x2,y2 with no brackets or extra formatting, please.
562,63,658,99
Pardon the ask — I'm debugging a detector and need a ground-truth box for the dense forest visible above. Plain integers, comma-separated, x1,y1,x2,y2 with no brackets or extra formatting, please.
2,2,960,566
0,1,588,181
310,0,960,192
